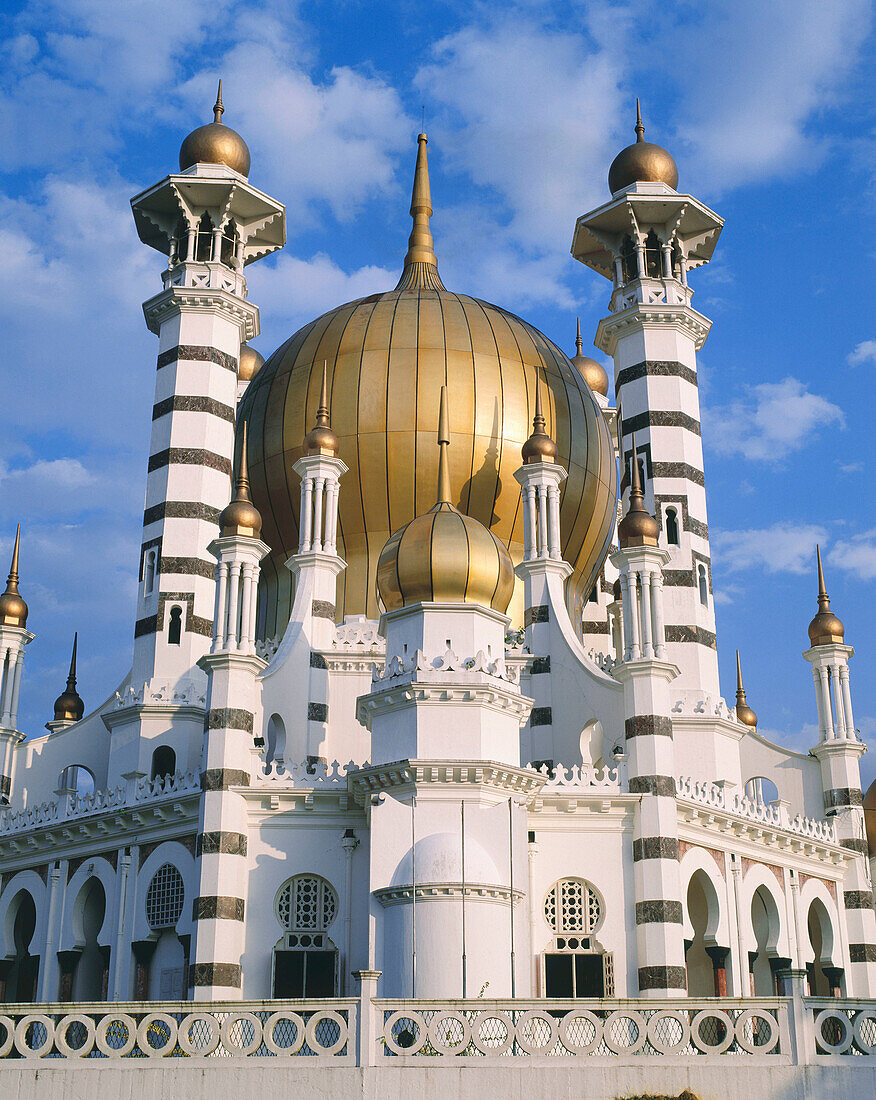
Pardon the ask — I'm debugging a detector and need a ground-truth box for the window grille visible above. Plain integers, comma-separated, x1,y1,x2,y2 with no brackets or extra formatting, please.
276,875,337,932
544,878,602,934
145,863,185,929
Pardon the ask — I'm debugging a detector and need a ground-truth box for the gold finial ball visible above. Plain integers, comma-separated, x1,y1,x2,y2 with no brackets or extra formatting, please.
53,687,84,724
378,504,514,614
521,431,558,464
808,606,845,647
238,345,265,383
571,352,610,397
219,496,262,539
608,140,678,194
303,423,340,457
617,507,659,548
735,701,758,729
179,122,251,177
0,588,27,628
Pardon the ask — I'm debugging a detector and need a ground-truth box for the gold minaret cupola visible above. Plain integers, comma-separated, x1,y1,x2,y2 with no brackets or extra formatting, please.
807,544,845,646
377,386,514,612
570,318,610,397
179,79,251,177
618,434,659,548
52,633,85,724
521,374,559,463
303,362,340,457
219,422,263,539
734,650,757,729
395,132,446,292
608,98,679,195
0,525,28,628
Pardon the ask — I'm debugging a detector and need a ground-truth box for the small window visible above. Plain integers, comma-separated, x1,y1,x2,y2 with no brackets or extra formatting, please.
544,878,603,935
698,564,708,606
665,508,679,546
144,550,156,594
145,864,185,930
170,214,188,265
644,229,661,277
168,605,182,645
58,765,95,796
151,746,176,782
745,776,779,806
220,217,239,266
195,212,213,261
620,235,637,282
277,875,337,932
587,586,598,605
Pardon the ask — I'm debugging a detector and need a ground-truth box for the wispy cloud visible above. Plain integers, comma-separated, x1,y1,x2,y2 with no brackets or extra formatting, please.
847,340,876,366
713,523,827,575
829,530,876,581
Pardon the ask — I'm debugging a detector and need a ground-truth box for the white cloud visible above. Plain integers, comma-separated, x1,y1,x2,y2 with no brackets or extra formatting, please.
847,340,876,366
713,523,827,575
829,530,876,581
703,377,844,461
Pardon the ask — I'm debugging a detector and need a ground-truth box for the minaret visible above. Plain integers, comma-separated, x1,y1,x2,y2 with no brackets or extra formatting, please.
0,527,32,803
192,422,270,1001
128,83,285,694
804,548,875,995
46,634,85,732
572,102,723,699
610,443,685,997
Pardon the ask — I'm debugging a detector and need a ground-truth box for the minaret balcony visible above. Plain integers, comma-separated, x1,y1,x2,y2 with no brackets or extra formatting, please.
163,260,247,298
609,275,692,315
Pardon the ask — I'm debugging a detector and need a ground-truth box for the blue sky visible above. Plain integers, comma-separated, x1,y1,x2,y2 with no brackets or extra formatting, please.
0,0,874,790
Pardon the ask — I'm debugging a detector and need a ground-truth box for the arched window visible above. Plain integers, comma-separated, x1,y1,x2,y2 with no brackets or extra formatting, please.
750,886,780,995
5,891,37,1003
265,713,287,767
671,242,683,279
220,217,239,266
544,878,603,935
744,776,779,806
698,564,709,606
170,214,188,265
144,550,156,594
644,229,661,277
195,212,213,261
151,745,176,782
274,875,339,998
807,899,838,996
620,235,637,283
665,507,679,546
167,605,182,645
71,878,107,1001
58,764,95,796
542,879,612,998
145,864,185,930
277,875,337,933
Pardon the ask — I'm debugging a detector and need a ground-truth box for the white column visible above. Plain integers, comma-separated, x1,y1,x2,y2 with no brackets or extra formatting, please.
8,652,24,730
313,477,325,552
0,649,11,726
249,564,260,641
185,226,195,261
839,665,856,741
662,244,672,278
226,563,241,649
817,666,834,739
640,569,653,658
212,563,227,653
619,573,633,662
301,480,314,552
546,484,561,559
831,666,847,739
627,573,641,660
342,832,357,995
614,257,624,285
525,485,537,560
650,571,665,658
812,667,830,741
325,480,339,553
537,486,549,558
239,564,255,652
211,228,222,262
635,242,645,278
111,851,132,1000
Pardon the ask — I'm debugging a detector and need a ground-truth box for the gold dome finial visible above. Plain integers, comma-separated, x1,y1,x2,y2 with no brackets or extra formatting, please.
303,362,340,456
53,632,84,724
179,78,251,177
570,317,610,397
807,544,845,646
522,373,558,463
396,132,446,291
436,384,452,503
734,650,757,728
238,343,265,383
219,421,263,538
635,96,645,141
618,434,659,548
213,79,224,123
0,524,28,628
608,98,678,194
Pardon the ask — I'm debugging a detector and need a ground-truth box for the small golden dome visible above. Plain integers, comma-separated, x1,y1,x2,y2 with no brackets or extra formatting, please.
179,81,251,177
238,344,265,383
219,422,263,538
864,779,876,859
378,388,514,613
521,377,558,463
303,362,340,457
570,319,610,397
53,634,84,723
618,436,658,548
734,651,757,729
807,546,845,646
608,99,678,195
0,525,27,628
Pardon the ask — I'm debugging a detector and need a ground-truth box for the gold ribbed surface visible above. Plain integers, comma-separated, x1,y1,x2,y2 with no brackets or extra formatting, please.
240,287,618,634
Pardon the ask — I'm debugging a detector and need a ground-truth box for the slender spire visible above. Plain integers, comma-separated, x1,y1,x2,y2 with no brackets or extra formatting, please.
396,132,446,291
303,361,340,456
618,433,658,547
0,524,28,628
575,317,583,356
219,421,263,538
522,372,558,464
635,97,645,142
316,360,331,428
235,421,253,502
629,432,643,500
7,524,20,589
67,633,79,692
734,650,757,728
808,544,845,645
52,632,84,724
213,79,224,123
436,384,451,504
816,543,828,604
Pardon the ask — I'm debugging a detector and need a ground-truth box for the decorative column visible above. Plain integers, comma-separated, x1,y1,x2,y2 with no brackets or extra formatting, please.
0,526,32,804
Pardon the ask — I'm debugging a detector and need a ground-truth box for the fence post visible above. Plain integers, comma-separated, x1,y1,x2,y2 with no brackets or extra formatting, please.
782,969,813,1065
353,969,381,1067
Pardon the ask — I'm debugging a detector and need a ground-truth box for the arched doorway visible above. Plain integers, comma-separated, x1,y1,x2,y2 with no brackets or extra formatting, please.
806,899,839,996
685,871,724,995
72,878,107,1001
749,886,779,995
5,891,38,1002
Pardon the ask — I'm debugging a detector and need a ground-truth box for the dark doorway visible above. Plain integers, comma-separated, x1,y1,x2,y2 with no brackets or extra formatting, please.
273,950,336,998
6,893,38,1002
544,953,604,997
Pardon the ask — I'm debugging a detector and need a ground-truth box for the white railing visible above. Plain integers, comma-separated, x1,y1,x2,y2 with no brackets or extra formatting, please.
253,760,361,788
530,763,621,792
676,776,837,843
809,999,876,1056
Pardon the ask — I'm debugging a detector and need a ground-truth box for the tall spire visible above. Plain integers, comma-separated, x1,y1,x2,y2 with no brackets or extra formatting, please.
575,317,584,356
618,433,658,547
735,650,757,728
808,544,845,646
213,79,224,123
0,524,28,628
303,361,340,457
219,421,263,538
52,632,84,724
522,372,558,464
436,384,452,504
396,132,446,291
635,97,645,142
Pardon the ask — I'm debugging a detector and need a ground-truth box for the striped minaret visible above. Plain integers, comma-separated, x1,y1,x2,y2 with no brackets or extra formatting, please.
610,444,686,997
572,104,724,698
805,548,876,996
130,84,285,693
192,428,269,1000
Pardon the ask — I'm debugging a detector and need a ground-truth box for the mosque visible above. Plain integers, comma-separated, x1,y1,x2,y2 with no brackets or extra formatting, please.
0,85,874,1022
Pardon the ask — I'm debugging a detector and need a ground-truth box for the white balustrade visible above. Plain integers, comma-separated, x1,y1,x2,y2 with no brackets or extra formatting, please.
676,775,837,843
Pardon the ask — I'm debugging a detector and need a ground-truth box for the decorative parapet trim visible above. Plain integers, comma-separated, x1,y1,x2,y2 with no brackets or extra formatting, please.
357,682,533,728
333,618,383,651
375,882,525,906
348,760,546,806
374,647,521,687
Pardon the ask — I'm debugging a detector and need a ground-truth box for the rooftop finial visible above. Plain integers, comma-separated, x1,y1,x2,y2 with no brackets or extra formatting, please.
575,317,583,356
396,132,445,291
808,544,845,646
316,361,331,428
67,632,79,691
735,650,757,728
437,385,451,504
635,97,645,142
629,432,643,501
302,362,340,457
8,524,20,587
522,372,558,464
219,421,263,538
816,544,828,606
0,524,28,628
213,79,224,124
51,631,85,725
235,421,252,501
618,433,659,548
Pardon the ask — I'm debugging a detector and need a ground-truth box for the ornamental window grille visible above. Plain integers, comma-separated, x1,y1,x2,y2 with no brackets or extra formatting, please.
145,863,185,929
276,875,337,932
544,878,603,935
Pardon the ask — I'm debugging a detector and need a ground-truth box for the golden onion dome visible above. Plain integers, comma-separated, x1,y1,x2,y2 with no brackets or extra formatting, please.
570,319,610,398
807,545,845,646
219,423,262,538
238,344,265,383
240,132,617,634
378,388,514,613
303,363,340,457
53,633,84,723
618,436,659,548
734,651,757,729
521,379,558,463
864,779,876,859
179,81,251,178
608,100,678,195
0,525,28,628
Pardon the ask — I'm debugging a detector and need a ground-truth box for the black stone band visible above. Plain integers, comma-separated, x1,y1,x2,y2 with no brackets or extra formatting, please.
629,775,677,797
311,600,336,620
308,702,329,722
581,620,610,634
144,501,221,527
207,708,254,733
197,831,248,856
625,715,673,739
193,896,245,922
636,900,683,925
849,944,876,963
638,965,687,991
190,962,242,988
153,395,235,423
622,410,701,438
530,707,552,727
530,656,551,675
157,345,237,372
651,461,705,487
524,605,549,626
160,556,215,580
201,769,250,791
663,569,696,588
840,838,869,855
148,448,232,476
617,360,698,390
824,787,863,809
665,625,717,649
844,890,874,910
632,837,680,862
